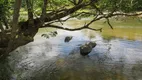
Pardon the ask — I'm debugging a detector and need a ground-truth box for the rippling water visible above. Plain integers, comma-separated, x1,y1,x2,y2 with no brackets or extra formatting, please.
0,29,142,80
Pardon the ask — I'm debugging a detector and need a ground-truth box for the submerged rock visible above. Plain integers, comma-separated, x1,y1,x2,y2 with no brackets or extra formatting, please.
64,36,73,42
53,31,58,35
80,41,97,56
41,31,58,38
41,34,49,38
49,31,58,37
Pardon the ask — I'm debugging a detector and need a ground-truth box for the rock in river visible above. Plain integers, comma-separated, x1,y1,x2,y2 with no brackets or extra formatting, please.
80,41,97,56
64,36,73,42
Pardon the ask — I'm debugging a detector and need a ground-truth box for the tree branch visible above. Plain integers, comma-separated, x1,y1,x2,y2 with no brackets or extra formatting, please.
44,3,87,22
39,10,142,33
112,12,142,16
26,0,34,26
41,24,102,32
18,2,88,28
106,18,113,29
6,0,22,54
47,11,93,25
40,0,48,23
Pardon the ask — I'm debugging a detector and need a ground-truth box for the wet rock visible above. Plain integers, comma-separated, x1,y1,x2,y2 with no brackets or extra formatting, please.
53,31,57,35
80,41,97,56
49,31,58,37
41,34,49,38
64,36,73,42
41,31,57,38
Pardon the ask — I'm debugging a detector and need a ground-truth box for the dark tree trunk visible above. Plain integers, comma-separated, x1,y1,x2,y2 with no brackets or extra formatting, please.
0,0,22,58
26,0,34,27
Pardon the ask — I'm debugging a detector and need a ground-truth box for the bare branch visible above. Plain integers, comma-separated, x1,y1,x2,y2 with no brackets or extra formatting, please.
91,4,114,29
106,18,113,29
44,3,87,22
84,14,99,27
47,11,94,25
112,12,142,17
41,24,102,32
41,11,142,33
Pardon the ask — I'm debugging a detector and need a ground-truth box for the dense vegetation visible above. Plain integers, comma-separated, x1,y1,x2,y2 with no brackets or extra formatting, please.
0,0,142,58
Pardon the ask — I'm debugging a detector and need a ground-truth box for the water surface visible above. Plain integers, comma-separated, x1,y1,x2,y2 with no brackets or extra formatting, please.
0,18,142,80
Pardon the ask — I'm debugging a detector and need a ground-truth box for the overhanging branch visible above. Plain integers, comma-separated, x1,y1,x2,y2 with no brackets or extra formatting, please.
106,18,113,29
47,11,95,25
112,12,142,16
41,24,102,32
40,12,142,32
44,3,87,22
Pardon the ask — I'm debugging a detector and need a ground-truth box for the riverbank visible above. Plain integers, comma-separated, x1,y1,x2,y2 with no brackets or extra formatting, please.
37,16,142,41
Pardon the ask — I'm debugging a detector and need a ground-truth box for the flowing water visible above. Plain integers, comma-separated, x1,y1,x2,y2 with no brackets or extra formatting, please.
0,18,142,80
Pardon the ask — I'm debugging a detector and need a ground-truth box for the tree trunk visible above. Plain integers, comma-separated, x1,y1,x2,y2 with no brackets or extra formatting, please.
0,0,39,59
41,0,48,22
4,0,22,56
0,1,89,59
26,0,34,27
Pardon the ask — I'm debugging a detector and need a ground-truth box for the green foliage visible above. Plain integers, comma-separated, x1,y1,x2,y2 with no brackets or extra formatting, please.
49,0,68,6
0,0,12,29
0,0,10,21
0,0,142,24
132,0,142,11
97,0,142,12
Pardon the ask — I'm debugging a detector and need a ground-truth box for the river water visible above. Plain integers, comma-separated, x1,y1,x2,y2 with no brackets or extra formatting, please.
0,21,142,80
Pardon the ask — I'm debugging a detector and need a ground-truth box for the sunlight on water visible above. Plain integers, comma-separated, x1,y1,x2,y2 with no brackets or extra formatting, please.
0,18,142,80
4,29,141,80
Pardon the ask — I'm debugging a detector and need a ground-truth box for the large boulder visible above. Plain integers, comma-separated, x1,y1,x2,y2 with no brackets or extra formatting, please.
64,36,73,42
80,41,97,56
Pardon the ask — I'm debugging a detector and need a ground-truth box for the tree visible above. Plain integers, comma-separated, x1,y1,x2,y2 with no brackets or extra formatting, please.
0,0,142,58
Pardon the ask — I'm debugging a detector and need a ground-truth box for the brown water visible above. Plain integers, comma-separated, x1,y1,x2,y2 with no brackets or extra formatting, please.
0,19,142,80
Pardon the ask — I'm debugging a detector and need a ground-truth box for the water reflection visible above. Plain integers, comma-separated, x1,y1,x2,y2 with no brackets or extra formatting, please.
0,29,142,80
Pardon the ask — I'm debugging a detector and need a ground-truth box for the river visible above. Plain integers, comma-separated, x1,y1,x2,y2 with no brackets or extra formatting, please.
0,18,142,80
